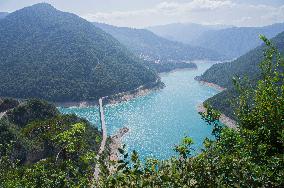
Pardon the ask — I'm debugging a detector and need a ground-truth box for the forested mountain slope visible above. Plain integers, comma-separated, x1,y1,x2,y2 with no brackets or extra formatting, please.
0,3,159,102
197,32,284,119
94,22,226,61
197,31,284,89
191,23,284,59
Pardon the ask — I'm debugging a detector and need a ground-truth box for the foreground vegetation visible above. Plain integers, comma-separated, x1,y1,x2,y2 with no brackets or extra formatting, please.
0,37,283,187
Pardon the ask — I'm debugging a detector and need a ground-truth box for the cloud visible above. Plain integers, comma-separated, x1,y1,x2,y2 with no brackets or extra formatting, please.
82,0,284,28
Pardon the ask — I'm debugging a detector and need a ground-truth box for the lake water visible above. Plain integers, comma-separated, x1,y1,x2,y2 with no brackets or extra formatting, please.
59,62,219,160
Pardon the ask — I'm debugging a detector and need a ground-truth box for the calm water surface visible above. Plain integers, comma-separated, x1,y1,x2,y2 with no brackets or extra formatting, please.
59,62,219,159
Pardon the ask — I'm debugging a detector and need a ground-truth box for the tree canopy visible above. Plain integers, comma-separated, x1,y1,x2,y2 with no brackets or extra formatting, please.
0,3,159,102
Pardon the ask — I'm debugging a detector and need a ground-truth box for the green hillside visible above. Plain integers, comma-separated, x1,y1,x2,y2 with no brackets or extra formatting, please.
197,31,284,88
0,3,159,102
197,32,284,119
0,98,102,180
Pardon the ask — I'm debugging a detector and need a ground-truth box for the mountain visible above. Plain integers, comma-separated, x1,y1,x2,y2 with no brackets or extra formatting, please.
0,3,159,102
197,31,284,119
191,23,284,59
148,23,231,44
0,12,8,19
94,22,226,61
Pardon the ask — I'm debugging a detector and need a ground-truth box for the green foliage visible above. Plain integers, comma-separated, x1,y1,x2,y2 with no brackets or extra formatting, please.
174,136,194,159
0,100,102,187
200,104,223,140
0,3,159,102
52,123,87,153
22,114,101,163
6,99,59,128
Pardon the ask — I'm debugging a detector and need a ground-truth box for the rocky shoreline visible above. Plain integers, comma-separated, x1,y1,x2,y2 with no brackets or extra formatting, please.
197,80,226,91
196,80,237,129
103,81,164,105
55,80,164,108
159,67,197,76
109,127,129,162
197,104,237,130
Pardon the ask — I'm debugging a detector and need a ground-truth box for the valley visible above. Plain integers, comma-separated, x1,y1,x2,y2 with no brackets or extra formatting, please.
59,63,220,159
0,1,283,187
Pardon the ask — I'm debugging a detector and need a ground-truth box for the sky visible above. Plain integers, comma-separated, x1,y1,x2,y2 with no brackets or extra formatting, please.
0,0,284,28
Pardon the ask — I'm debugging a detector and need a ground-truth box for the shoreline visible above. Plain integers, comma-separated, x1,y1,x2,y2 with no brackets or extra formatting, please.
197,80,226,92
103,82,163,105
159,67,197,76
197,104,237,130
109,127,129,162
55,80,164,108
56,68,210,108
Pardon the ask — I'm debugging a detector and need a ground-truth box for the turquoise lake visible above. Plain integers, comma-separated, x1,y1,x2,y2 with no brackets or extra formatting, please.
59,62,219,160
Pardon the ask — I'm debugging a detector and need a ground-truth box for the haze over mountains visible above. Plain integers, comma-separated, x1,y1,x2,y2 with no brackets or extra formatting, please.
94,22,225,62
0,3,159,102
0,12,8,19
149,22,284,59
148,23,231,44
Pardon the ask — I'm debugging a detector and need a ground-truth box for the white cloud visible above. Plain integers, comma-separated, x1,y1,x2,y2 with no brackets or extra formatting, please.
82,0,284,28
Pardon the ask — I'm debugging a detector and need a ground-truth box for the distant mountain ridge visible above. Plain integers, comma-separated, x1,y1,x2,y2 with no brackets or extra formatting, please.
0,3,159,102
197,31,284,88
149,22,284,59
148,23,231,44
94,22,226,61
191,23,284,59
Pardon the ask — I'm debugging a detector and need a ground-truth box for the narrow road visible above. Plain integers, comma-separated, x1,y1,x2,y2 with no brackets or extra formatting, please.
98,98,107,153
93,98,107,183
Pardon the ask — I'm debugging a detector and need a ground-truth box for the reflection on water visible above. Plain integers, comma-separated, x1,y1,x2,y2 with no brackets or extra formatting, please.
59,62,219,159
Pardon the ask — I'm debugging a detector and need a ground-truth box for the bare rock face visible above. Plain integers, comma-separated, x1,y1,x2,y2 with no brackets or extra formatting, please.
109,127,129,162
111,127,129,140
